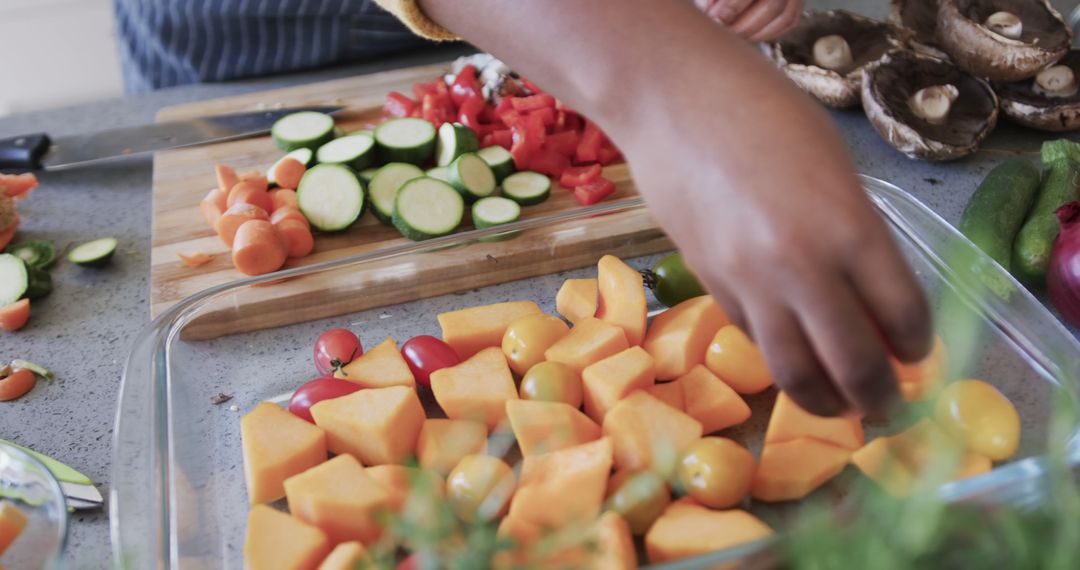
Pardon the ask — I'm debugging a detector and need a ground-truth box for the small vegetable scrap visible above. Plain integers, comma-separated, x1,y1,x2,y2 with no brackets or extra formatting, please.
0,361,52,402
177,251,214,268
210,393,234,405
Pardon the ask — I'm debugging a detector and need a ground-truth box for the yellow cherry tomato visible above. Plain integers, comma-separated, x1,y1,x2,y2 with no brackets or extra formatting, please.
519,361,583,408
604,470,671,535
502,314,570,376
676,437,755,509
934,379,1020,461
704,325,773,394
446,455,516,523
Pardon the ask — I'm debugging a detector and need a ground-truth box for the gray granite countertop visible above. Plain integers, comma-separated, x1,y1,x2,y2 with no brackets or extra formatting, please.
1,1,1079,568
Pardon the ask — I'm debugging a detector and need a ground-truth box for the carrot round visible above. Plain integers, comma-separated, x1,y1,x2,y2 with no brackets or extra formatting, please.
0,298,30,332
269,188,299,212
228,181,274,213
201,188,228,227
272,158,307,190
270,206,310,228
232,219,288,276
216,203,269,247
239,171,269,191
216,165,239,194
275,219,314,258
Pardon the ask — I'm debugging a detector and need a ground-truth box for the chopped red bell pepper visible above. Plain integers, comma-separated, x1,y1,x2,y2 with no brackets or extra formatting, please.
457,95,486,129
511,122,542,167
450,65,481,106
489,129,513,149
521,78,546,96
510,94,556,112
524,113,546,145
559,164,602,188
499,110,522,128
412,81,438,100
421,93,455,127
384,92,416,118
575,121,604,163
527,149,571,178
573,176,615,206
544,130,579,157
495,96,515,116
597,144,622,166
529,106,556,126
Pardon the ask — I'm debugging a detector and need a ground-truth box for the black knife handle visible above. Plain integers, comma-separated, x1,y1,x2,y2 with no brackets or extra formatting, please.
0,133,50,172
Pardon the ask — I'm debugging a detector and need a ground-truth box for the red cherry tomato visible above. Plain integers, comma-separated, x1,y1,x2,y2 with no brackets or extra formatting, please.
287,377,363,422
313,328,362,376
401,335,461,387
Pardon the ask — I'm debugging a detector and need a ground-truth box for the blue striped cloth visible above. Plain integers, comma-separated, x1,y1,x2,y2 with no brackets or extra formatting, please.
114,0,434,93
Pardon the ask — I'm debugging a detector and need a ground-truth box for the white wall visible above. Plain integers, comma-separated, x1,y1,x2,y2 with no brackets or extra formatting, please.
0,0,123,117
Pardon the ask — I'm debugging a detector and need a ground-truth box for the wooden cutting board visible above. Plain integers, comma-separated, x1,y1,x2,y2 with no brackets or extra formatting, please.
150,61,669,338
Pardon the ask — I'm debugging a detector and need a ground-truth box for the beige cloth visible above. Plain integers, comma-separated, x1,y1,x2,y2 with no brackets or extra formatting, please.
373,0,460,41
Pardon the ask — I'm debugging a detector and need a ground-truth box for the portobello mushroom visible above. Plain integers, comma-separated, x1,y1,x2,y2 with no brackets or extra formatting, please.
767,11,902,107
862,51,999,160
996,50,1080,131
937,0,1071,81
889,0,950,59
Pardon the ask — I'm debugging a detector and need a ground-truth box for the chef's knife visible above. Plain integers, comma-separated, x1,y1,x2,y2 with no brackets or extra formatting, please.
0,438,103,511
0,105,343,172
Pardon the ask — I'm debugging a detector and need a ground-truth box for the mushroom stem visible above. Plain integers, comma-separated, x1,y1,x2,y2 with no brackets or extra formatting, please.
1034,65,1078,98
984,11,1023,40
812,35,853,71
909,85,960,125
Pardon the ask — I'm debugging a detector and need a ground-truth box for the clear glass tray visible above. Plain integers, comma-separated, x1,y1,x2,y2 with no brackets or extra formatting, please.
112,176,1080,569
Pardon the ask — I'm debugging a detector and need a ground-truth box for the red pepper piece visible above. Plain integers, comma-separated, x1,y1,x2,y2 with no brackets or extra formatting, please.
529,106,556,126
511,94,556,112
544,130,580,157
559,164,602,188
573,176,616,206
384,91,416,118
575,121,604,163
527,149,571,178
450,65,481,106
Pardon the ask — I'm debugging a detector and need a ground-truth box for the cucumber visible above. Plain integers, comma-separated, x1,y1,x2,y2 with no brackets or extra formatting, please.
297,164,366,232
369,163,425,225
473,196,522,243
501,171,551,206
6,240,57,270
436,122,479,166
426,166,452,183
392,177,465,241
266,149,314,186
25,266,52,299
271,111,336,151
68,237,118,267
958,158,1041,271
1014,140,1080,285
315,133,376,171
358,167,381,184
447,153,497,202
477,145,515,183
375,118,437,165
0,254,28,305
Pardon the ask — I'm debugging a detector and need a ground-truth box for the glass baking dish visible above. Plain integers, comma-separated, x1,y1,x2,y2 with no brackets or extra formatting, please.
112,175,1080,569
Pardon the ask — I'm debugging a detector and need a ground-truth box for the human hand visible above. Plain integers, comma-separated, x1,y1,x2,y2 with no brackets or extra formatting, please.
695,0,803,41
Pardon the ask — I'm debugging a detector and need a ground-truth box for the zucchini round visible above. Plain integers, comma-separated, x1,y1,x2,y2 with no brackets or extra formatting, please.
392,178,465,241
297,164,366,232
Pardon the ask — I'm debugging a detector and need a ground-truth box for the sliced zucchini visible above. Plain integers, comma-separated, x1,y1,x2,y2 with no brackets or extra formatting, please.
6,240,56,270
375,118,437,166
392,177,465,241
315,134,376,171
472,196,522,243
297,164,366,232
477,145,515,183
501,171,551,206
369,163,425,225
68,237,118,267
436,122,479,166
266,148,314,186
0,254,28,305
25,267,52,299
271,111,336,151
448,153,497,203
358,167,381,184
426,166,452,183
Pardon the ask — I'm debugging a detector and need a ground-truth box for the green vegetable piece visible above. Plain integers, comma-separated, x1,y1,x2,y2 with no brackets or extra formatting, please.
1014,140,1080,285
648,252,706,308
24,266,52,299
959,158,1041,271
11,359,54,380
6,240,57,270
68,237,119,267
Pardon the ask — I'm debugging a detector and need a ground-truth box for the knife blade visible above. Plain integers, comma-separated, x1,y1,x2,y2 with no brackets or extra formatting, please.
0,438,103,510
0,105,343,172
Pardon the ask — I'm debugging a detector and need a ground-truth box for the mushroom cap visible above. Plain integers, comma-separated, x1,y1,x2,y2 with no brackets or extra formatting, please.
889,0,951,60
768,10,902,108
996,50,1080,131
937,0,1071,82
862,51,999,160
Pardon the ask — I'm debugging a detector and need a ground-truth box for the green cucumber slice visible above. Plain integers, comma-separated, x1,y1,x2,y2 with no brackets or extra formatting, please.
68,237,118,267
0,254,28,305
472,196,522,242
477,145,516,183
315,134,376,171
426,166,452,183
358,167,381,184
6,240,56,270
392,178,465,241
297,164,366,232
436,122,479,166
271,111,336,151
448,153,497,202
375,118,437,166
25,267,52,299
369,163,425,225
501,171,551,206
266,149,314,186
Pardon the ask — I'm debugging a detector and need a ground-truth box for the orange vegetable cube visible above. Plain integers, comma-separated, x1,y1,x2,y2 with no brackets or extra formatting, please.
592,511,637,570
645,502,772,565
284,454,390,545
891,335,948,402
678,365,751,433
310,386,425,465
704,325,774,394
0,501,27,556
750,438,851,502
243,504,331,570
582,346,656,423
850,436,915,497
430,347,519,431
556,277,598,323
241,402,327,504
645,381,685,411
509,437,614,528
365,464,444,513
506,399,601,456
545,317,630,375
437,300,541,359
765,392,864,451
603,391,703,473
317,542,371,570
643,295,729,380
333,337,415,389
596,255,648,346
416,419,488,475
494,515,589,569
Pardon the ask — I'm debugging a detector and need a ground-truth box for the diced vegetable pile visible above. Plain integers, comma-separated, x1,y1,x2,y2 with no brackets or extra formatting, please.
240,253,1023,569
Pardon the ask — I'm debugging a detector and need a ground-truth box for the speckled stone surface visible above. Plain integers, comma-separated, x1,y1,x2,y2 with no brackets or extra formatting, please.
2,0,1080,567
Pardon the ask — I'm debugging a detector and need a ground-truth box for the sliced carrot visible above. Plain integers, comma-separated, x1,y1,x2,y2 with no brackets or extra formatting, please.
0,217,17,251
275,219,314,258
0,173,39,199
177,251,214,267
270,206,310,228
269,188,299,213
232,219,288,276
272,158,307,190
217,203,270,247
228,181,274,213
216,165,240,194
239,171,269,191
0,299,30,332
200,188,228,228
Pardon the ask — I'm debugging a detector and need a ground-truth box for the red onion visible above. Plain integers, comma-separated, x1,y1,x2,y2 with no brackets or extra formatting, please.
1048,202,1080,327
